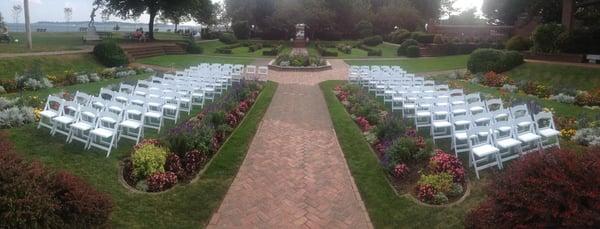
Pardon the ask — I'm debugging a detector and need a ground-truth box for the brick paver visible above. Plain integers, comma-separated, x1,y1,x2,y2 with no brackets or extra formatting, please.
208,60,372,228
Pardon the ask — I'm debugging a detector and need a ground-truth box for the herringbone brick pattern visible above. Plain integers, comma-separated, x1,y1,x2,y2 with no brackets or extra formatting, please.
208,60,372,228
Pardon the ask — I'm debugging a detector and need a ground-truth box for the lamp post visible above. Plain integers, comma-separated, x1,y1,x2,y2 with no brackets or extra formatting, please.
24,0,31,50
250,24,255,39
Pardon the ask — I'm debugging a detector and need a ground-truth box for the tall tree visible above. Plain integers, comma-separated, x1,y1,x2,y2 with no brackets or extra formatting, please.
64,7,73,23
408,0,455,21
446,7,486,25
483,0,600,25
159,7,190,31
97,0,212,40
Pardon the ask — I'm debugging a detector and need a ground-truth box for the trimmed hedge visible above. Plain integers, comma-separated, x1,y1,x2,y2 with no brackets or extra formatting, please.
185,39,203,54
316,43,339,57
410,32,435,44
467,48,524,73
505,35,532,51
357,44,382,56
262,45,283,56
406,45,420,58
215,43,242,54
387,29,411,44
93,42,128,67
397,39,419,56
218,32,238,44
362,35,383,46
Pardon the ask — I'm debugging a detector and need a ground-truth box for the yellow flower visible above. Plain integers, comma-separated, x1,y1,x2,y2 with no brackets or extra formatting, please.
560,129,576,139
34,108,43,121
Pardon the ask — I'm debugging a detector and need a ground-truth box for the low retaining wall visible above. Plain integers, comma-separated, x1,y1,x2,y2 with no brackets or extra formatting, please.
522,52,585,63
267,59,332,72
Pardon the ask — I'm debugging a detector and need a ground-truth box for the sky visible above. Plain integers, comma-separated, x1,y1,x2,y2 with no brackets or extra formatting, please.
0,0,483,24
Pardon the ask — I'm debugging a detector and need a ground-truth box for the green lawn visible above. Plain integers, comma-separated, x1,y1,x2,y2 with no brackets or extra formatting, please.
345,55,470,73
9,80,277,227
195,40,290,57
307,41,399,58
320,81,486,228
137,54,260,69
507,63,600,91
0,54,103,80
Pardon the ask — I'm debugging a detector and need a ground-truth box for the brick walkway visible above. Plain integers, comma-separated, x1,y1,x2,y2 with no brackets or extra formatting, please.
208,60,372,228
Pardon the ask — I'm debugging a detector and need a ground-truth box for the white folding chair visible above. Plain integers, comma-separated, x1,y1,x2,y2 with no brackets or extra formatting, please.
514,116,543,154
119,84,135,95
485,99,503,112
38,95,64,132
468,125,501,179
90,96,106,111
258,66,268,81
492,120,522,168
469,101,487,116
162,92,181,123
452,116,471,156
105,101,125,117
119,104,145,144
52,101,79,138
68,106,98,145
415,98,434,131
431,105,452,145
245,65,257,80
74,91,91,106
144,97,164,132
534,112,561,149
471,112,492,127
87,111,120,157
99,88,115,101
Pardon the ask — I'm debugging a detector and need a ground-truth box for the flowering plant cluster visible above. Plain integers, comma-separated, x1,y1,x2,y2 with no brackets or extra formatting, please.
355,116,373,132
392,163,410,178
414,149,466,205
482,71,511,87
428,150,466,183
123,81,263,192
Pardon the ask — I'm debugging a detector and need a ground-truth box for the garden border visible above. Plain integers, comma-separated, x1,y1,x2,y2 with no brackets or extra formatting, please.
267,59,332,71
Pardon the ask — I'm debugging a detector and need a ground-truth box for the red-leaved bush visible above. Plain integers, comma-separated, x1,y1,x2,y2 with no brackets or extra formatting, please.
415,184,436,203
429,150,466,183
183,150,208,176
392,163,409,178
0,133,113,228
466,148,600,228
482,71,510,87
165,153,184,179
51,171,114,226
147,171,178,192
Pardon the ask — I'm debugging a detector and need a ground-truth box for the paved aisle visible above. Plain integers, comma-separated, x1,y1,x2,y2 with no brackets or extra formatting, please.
208,60,372,228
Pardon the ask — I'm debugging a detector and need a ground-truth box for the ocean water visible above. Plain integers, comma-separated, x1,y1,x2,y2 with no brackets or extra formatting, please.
6,22,201,33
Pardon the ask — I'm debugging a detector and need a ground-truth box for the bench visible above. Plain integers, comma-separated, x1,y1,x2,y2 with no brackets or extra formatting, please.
587,54,600,64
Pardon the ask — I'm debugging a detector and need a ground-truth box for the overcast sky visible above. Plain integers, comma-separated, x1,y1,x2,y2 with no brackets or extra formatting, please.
0,0,483,24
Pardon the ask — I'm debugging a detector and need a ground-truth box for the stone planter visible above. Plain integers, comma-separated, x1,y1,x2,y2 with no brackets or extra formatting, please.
268,59,332,72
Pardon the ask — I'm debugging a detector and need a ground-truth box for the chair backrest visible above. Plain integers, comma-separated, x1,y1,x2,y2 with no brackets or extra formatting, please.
491,108,511,123
453,116,471,132
469,101,487,114
146,97,164,112
471,112,492,127
99,88,114,101
486,99,503,112
465,93,481,104
468,125,493,147
124,104,145,122
424,80,435,87
417,98,435,111
514,115,535,134
119,84,135,94
136,80,150,88
62,101,80,118
432,105,450,121
78,106,98,126
74,91,91,106
97,111,120,130
45,95,64,113
492,120,514,141
258,66,268,75
533,111,556,130
449,89,464,97
435,85,449,91
510,104,529,120
105,101,125,117
246,65,257,74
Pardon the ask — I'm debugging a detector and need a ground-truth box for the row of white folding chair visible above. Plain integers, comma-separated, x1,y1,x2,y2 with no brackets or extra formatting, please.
135,81,213,105
93,88,181,125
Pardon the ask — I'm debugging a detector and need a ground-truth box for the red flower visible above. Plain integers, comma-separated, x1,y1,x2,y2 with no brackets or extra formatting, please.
393,163,410,178
429,150,466,183
147,171,178,192
355,116,372,132
415,184,437,202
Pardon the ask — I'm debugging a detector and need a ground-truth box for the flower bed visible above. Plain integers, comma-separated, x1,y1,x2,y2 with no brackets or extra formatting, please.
122,81,263,192
334,84,468,205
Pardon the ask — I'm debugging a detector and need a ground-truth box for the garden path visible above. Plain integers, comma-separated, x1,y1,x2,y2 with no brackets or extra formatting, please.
208,60,372,228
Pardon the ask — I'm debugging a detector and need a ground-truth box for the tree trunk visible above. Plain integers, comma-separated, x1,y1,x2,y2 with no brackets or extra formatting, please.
148,9,157,40
175,23,178,32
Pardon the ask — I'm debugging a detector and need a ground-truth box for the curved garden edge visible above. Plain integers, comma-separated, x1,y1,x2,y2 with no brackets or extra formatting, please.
117,81,279,195
320,80,481,228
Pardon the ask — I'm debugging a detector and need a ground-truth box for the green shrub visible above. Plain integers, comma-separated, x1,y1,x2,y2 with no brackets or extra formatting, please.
219,32,238,44
92,42,127,67
362,35,383,46
467,48,523,73
231,21,250,40
262,45,283,56
388,137,418,164
316,43,338,57
357,44,382,56
406,45,420,57
433,34,444,44
411,32,435,43
397,39,419,56
185,39,203,54
247,43,263,52
448,183,464,197
505,35,532,51
131,144,168,179
418,172,453,193
388,29,411,44
532,23,565,53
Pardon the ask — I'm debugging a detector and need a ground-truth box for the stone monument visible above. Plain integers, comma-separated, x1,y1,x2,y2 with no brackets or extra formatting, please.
83,4,101,43
293,24,307,48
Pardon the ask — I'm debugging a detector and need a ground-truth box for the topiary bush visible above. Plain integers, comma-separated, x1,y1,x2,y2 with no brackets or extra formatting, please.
467,48,524,73
406,45,420,57
131,143,168,179
362,35,383,46
532,23,565,53
466,148,600,228
410,32,435,44
397,39,419,56
93,41,128,67
218,32,238,44
388,29,411,44
185,39,203,54
505,35,532,51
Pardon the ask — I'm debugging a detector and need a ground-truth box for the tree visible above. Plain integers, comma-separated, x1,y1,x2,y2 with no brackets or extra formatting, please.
354,20,373,38
101,11,110,22
483,0,600,25
159,7,190,31
12,4,23,24
408,0,455,21
96,0,213,40
303,0,335,39
446,7,486,25
0,12,5,29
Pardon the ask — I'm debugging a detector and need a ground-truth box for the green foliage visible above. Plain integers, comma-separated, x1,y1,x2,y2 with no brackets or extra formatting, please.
448,183,464,197
131,144,168,179
406,45,420,58
218,32,238,44
185,39,203,54
505,35,532,51
93,42,128,67
388,137,418,164
388,29,411,44
262,45,283,56
362,35,383,46
467,48,523,73
432,192,449,204
418,172,453,193
275,54,326,67
232,21,250,40
355,20,374,38
532,23,565,53
316,43,338,57
397,39,419,56
410,32,435,44
357,44,382,56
